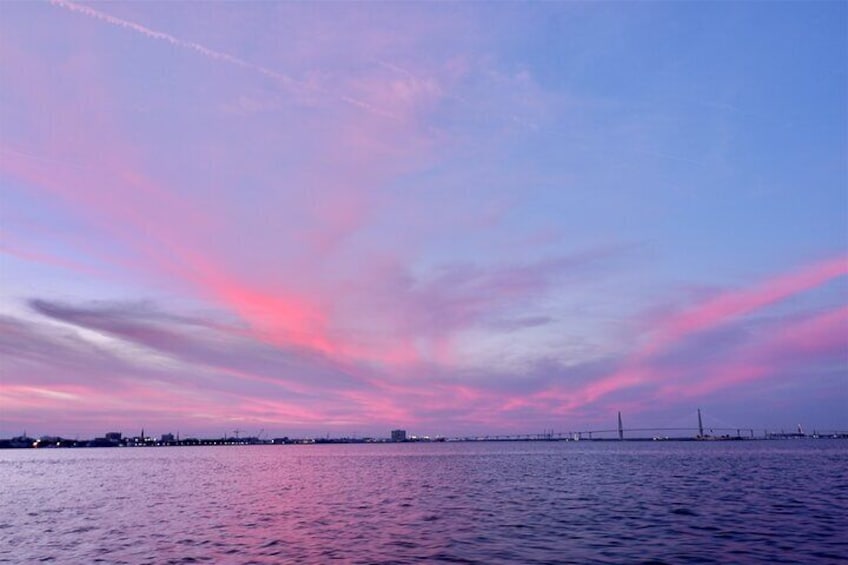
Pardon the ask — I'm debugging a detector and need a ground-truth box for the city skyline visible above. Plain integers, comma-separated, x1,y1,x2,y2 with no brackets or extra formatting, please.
1,1,846,438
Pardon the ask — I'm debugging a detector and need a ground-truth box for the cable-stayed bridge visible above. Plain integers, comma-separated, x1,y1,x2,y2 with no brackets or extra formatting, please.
446,410,847,442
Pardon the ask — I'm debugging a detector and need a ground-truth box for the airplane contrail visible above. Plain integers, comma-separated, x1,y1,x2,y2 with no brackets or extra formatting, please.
50,0,300,88
49,0,398,120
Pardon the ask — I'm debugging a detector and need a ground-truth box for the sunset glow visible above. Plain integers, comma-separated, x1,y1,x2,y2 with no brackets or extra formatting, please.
1,1,846,438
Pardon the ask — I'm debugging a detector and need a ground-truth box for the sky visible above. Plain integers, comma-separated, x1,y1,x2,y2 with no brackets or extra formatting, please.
1,1,846,439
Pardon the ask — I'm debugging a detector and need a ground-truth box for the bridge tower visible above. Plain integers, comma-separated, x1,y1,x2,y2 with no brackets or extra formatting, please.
697,408,704,437
618,411,623,441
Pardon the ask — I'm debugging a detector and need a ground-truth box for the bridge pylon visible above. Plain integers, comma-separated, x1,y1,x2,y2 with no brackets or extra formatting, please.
618,411,624,441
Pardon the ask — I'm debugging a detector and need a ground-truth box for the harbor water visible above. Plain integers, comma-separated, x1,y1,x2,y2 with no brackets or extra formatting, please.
2,441,846,564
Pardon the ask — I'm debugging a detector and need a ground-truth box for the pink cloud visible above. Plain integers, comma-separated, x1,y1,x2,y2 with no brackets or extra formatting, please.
669,305,848,399
765,304,848,357
0,228,101,275
649,255,848,354
4,130,612,370
525,256,848,415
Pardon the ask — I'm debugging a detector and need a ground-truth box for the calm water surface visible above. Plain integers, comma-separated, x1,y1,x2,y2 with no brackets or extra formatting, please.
2,441,846,564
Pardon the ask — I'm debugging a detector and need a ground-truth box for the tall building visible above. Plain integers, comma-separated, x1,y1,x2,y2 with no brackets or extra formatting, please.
391,429,407,442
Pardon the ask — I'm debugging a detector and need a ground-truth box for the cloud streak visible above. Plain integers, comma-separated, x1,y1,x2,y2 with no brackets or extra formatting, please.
652,256,848,353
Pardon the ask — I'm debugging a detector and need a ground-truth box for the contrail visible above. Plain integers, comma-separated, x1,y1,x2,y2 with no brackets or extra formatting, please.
340,95,399,121
0,144,89,171
50,0,300,88
376,59,416,79
49,0,398,120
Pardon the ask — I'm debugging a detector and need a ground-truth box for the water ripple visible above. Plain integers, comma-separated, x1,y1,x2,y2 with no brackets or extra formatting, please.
2,441,846,563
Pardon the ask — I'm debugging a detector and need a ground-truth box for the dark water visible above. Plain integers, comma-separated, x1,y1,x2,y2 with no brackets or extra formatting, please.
2,441,846,564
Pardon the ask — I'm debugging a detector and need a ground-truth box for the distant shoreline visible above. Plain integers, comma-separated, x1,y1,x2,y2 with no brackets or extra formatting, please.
3,432,847,449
